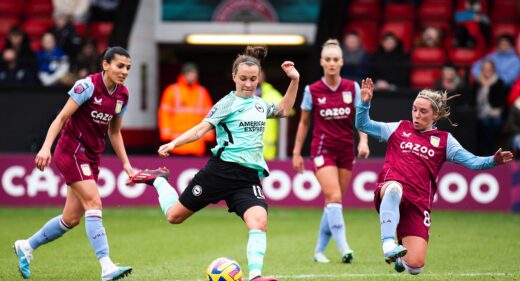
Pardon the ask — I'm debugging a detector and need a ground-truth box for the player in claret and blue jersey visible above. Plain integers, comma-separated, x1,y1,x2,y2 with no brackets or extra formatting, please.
13,47,134,281
356,78,513,275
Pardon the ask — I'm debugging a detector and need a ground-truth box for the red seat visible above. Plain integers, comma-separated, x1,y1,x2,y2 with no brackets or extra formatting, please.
344,21,378,53
491,1,519,22
491,23,520,42
0,17,20,37
0,2,24,18
410,67,441,89
384,3,415,21
30,38,41,52
380,21,414,52
418,1,453,22
456,0,488,14
348,1,381,21
0,39,5,51
75,23,87,38
448,48,482,66
411,48,446,65
89,22,114,40
25,1,53,18
22,18,53,39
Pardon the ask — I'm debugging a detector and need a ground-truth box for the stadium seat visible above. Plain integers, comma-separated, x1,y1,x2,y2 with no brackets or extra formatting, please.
347,1,381,21
22,18,53,39
0,39,5,51
0,1,24,18
418,1,453,22
0,17,20,37
30,38,41,52
75,23,87,38
456,0,488,14
491,0,519,22
410,67,440,89
380,21,414,52
448,48,482,66
491,23,520,42
384,3,415,22
344,21,378,53
25,1,53,18
90,22,114,40
411,48,446,65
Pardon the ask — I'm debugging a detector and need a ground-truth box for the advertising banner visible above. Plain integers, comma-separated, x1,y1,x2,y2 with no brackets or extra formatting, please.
0,155,512,211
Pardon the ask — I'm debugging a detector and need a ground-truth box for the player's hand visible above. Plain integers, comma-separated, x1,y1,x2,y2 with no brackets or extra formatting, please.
360,78,374,103
281,61,300,80
35,148,52,171
158,142,175,158
123,163,134,185
357,142,370,159
493,148,513,165
292,154,305,173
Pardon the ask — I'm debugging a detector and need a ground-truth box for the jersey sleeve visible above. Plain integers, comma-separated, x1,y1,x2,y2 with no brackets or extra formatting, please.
300,85,313,111
203,96,233,127
355,101,400,141
354,82,361,107
68,77,94,105
446,133,495,169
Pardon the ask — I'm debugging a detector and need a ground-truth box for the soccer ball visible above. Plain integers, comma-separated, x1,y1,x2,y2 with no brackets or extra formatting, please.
206,257,242,281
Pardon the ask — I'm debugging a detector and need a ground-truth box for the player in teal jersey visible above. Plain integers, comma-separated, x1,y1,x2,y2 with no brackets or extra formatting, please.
131,46,299,281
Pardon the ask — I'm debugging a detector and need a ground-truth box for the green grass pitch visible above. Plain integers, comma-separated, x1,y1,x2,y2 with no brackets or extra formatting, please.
1,207,520,281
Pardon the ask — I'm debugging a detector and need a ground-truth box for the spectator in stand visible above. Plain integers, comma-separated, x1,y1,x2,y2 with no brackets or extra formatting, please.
471,35,520,87
4,26,37,73
453,0,490,48
434,63,466,94
37,32,70,87
89,0,120,22
74,38,100,79
52,0,90,23
340,31,370,83
0,48,38,86
48,11,82,57
415,26,443,49
371,33,410,91
472,60,508,155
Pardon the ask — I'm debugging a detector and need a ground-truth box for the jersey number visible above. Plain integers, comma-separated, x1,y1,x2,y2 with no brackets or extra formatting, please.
423,210,431,227
252,185,265,199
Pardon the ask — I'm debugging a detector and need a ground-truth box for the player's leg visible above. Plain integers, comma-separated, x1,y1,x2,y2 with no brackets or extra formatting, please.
70,180,131,281
13,186,81,279
131,167,194,224
400,236,427,275
316,166,353,262
337,167,354,263
379,181,407,263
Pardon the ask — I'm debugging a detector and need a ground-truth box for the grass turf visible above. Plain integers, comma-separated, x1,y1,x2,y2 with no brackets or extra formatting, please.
1,207,519,281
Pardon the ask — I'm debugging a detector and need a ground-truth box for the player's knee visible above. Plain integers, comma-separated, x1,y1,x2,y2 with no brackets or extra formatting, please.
385,182,403,196
324,194,342,203
64,217,81,228
247,217,268,231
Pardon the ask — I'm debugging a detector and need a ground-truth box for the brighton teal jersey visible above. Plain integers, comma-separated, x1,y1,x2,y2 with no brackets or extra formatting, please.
204,91,277,178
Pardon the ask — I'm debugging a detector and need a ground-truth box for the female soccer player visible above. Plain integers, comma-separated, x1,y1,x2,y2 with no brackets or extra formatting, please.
131,46,299,281
14,47,134,281
292,39,369,264
356,78,513,274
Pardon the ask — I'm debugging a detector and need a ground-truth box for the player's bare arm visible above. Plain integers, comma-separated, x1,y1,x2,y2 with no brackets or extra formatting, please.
158,121,214,157
274,61,299,118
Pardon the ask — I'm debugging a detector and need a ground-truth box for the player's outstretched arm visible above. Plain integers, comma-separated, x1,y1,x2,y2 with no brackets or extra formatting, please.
273,61,299,118
360,78,374,104
108,115,134,180
158,121,214,157
292,110,311,173
493,148,514,165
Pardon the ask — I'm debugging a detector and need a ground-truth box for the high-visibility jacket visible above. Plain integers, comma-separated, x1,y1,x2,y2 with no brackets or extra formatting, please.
259,82,284,160
158,74,214,156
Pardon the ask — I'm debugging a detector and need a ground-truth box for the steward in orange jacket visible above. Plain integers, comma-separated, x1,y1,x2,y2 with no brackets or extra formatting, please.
158,63,214,156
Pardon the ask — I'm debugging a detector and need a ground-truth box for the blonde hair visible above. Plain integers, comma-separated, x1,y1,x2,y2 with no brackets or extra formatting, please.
416,89,460,127
321,38,342,56
232,45,267,74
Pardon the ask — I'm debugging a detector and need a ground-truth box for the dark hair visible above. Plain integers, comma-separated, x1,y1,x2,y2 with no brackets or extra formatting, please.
232,45,267,74
101,46,130,63
497,34,514,46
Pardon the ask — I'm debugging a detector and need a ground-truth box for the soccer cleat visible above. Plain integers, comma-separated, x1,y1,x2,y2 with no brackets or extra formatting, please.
250,276,278,281
131,167,170,185
13,240,32,279
394,257,405,273
341,249,355,264
313,252,330,263
384,244,407,264
101,266,132,281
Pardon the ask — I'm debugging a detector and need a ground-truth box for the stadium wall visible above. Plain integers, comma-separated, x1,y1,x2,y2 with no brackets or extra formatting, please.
0,154,516,212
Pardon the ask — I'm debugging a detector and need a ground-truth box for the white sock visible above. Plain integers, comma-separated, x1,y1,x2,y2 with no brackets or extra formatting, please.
382,239,397,254
100,256,116,273
22,240,34,253
249,269,261,280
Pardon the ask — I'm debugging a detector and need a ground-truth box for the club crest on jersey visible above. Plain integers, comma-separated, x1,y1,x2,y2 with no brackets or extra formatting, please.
93,97,103,105
255,103,264,113
342,91,352,104
317,97,326,104
430,136,440,147
115,100,123,113
80,164,92,176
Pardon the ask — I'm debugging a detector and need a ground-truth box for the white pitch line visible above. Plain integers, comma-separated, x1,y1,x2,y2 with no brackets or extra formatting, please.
164,272,509,281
